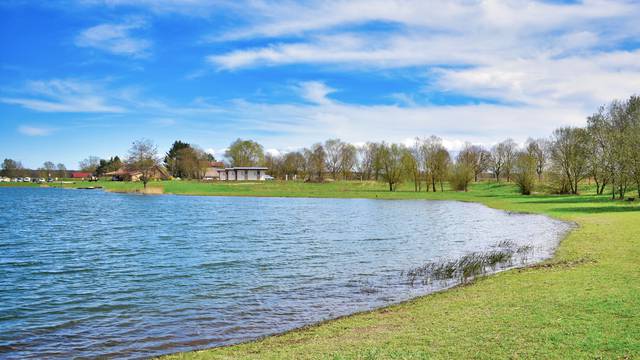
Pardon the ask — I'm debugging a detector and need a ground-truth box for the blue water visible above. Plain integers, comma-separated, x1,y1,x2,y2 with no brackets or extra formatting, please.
0,187,570,359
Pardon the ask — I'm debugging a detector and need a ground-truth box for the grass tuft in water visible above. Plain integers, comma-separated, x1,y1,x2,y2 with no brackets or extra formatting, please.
405,240,534,286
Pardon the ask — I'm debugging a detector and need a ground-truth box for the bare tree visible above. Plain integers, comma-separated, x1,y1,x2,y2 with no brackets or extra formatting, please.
324,139,344,180
490,139,517,182
550,127,589,194
42,161,56,178
422,136,450,192
126,139,160,189
305,143,326,182
525,138,549,182
379,142,404,191
78,156,100,173
56,163,67,178
355,144,373,180
339,143,357,180
402,143,421,192
457,143,490,182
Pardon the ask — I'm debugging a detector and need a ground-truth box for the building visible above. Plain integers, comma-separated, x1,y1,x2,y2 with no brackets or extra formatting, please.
71,171,92,180
202,161,226,181
219,167,269,181
105,166,170,181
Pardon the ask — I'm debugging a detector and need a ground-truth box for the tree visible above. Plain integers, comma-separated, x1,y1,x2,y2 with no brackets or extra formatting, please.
513,151,537,195
78,156,100,173
402,145,421,192
42,161,56,178
1,158,22,178
490,139,517,182
339,143,357,180
449,162,473,192
96,156,123,176
126,139,160,189
56,163,67,178
379,142,404,191
282,151,306,180
422,136,449,192
525,138,549,181
264,153,283,179
164,140,192,178
356,142,382,181
355,144,373,181
550,127,589,194
324,138,344,180
585,112,612,195
305,143,326,182
457,143,490,182
225,139,265,167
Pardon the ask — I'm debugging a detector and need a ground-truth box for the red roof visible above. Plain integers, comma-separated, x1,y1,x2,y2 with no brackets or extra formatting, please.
209,161,225,168
71,172,92,178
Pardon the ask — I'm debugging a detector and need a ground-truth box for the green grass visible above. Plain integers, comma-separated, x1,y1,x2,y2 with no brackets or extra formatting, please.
7,180,640,358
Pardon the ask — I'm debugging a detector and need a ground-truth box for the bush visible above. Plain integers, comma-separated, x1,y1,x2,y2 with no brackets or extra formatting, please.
513,152,537,195
449,162,474,191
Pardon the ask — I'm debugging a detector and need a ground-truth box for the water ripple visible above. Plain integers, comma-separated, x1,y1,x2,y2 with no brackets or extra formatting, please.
0,187,571,359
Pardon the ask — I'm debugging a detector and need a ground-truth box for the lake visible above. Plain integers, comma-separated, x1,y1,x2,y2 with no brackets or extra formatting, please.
0,187,571,359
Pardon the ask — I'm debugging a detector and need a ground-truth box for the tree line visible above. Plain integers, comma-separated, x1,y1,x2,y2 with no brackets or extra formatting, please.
3,95,639,197
248,95,640,198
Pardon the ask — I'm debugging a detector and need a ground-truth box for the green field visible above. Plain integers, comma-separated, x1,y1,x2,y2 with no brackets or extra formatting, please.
4,180,640,358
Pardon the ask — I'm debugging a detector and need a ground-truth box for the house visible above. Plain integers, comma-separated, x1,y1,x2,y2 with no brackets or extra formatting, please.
105,166,170,181
71,171,92,180
202,161,226,180
219,167,269,181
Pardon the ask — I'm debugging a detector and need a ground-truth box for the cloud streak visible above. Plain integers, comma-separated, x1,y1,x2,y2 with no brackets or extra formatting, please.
1,79,127,113
18,125,55,136
75,18,151,58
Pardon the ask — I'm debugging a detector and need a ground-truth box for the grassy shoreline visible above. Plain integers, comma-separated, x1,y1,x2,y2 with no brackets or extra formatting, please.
4,180,639,358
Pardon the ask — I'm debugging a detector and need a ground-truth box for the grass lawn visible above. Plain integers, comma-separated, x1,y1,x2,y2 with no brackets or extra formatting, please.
6,180,640,358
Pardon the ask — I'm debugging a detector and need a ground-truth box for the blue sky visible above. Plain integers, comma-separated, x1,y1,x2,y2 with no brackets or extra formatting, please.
1,0,640,169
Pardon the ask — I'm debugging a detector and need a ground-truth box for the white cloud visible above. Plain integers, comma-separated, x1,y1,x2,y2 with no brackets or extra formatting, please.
209,97,587,151
297,81,336,105
18,125,54,136
1,79,127,113
75,18,151,57
205,0,640,114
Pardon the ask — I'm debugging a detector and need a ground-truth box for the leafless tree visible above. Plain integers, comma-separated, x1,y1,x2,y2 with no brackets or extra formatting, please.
550,127,589,194
324,138,343,180
525,138,549,181
339,143,357,180
126,139,160,189
379,142,405,191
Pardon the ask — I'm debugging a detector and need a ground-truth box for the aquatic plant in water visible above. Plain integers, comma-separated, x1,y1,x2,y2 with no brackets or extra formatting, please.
404,241,535,286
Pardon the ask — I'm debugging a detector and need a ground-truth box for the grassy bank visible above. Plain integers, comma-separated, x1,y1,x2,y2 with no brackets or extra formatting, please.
6,180,640,358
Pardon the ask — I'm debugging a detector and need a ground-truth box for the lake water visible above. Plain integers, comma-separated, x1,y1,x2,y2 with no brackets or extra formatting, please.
0,187,571,359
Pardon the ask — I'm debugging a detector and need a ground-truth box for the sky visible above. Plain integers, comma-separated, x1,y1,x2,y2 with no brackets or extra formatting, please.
1,0,640,169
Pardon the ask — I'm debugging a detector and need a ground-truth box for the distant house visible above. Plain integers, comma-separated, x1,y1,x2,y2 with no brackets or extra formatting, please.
105,166,170,182
71,171,92,180
202,161,226,181
219,167,269,181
